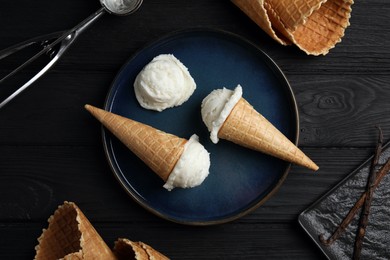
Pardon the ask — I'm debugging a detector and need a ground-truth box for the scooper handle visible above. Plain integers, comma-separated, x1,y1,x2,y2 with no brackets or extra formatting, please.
0,7,106,109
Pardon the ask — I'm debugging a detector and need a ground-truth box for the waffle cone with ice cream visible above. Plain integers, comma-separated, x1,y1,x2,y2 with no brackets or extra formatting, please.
85,104,185,182
85,104,210,191
231,0,354,55
34,201,116,260
201,85,318,171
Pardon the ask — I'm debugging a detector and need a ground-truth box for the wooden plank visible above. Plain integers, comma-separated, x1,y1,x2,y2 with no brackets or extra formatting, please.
290,75,390,146
0,73,388,146
0,1,389,74
0,221,325,259
0,146,373,222
0,0,388,259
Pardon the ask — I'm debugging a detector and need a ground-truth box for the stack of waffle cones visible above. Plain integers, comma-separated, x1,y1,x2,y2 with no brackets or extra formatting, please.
114,238,169,260
85,104,186,182
231,0,354,55
34,201,115,260
34,201,169,260
218,97,318,171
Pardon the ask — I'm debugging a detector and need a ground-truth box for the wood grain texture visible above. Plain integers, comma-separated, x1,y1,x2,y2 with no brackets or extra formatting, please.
0,73,388,147
0,147,373,222
0,222,326,260
0,0,389,259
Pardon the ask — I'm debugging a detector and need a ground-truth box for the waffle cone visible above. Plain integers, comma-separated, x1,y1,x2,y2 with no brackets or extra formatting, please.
114,238,169,260
231,0,291,45
219,98,318,171
85,104,186,181
34,201,116,260
232,0,353,55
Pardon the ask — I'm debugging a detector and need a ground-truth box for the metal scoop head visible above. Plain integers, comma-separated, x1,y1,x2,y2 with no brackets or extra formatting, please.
100,0,143,15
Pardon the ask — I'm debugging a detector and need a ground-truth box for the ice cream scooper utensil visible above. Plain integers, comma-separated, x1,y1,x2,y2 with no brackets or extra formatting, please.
0,0,143,109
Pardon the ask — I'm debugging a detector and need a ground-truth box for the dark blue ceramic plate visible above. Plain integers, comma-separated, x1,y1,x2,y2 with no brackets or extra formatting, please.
103,29,298,225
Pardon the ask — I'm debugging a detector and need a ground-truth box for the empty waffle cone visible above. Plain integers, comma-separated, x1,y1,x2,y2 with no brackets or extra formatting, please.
232,0,354,55
34,201,116,260
114,238,169,260
85,104,186,181
219,98,319,171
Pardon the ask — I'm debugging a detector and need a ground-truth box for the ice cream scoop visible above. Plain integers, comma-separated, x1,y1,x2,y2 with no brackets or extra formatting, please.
201,85,319,171
134,54,196,112
85,104,210,190
164,134,210,191
0,0,143,109
201,86,243,144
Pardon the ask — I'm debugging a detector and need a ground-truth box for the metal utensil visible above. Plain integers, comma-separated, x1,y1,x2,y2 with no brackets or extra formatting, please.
0,0,143,109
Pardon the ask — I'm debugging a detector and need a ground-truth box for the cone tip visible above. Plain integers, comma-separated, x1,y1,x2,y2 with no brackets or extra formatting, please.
84,104,93,112
84,104,102,119
84,104,106,124
307,161,319,171
311,164,319,171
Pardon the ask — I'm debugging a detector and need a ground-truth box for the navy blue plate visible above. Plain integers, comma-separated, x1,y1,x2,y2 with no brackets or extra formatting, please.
103,29,298,225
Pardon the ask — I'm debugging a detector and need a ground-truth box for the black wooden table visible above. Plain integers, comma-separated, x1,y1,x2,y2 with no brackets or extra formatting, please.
1,0,389,259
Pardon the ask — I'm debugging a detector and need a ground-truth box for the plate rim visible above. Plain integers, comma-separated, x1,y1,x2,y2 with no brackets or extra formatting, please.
102,28,299,225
